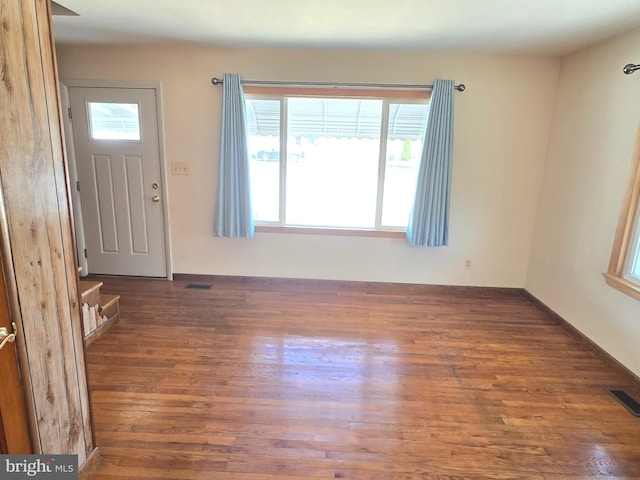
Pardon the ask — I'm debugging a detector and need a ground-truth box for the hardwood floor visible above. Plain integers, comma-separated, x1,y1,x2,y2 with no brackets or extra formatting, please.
85,276,640,479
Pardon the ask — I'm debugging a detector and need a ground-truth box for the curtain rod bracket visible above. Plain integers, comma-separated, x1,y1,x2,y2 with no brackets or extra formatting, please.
211,77,465,92
623,63,640,75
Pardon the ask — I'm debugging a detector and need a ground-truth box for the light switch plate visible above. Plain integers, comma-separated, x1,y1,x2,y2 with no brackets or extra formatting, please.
171,162,189,175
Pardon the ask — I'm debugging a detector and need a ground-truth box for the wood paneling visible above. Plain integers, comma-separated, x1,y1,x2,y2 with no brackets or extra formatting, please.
0,0,93,462
88,276,640,479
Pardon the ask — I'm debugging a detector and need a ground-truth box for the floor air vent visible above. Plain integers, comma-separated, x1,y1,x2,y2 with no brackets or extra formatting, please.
185,284,212,290
607,389,640,417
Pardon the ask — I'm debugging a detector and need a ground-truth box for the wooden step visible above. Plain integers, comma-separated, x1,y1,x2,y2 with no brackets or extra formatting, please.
99,294,120,324
79,280,103,307
85,294,120,346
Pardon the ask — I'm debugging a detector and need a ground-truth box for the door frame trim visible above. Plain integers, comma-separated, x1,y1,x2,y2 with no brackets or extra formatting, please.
60,80,173,280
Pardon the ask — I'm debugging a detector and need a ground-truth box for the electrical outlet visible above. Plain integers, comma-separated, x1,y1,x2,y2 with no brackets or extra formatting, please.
171,162,189,175
465,260,472,269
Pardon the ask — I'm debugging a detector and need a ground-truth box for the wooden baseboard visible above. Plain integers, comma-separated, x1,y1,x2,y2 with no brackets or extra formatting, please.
522,289,640,387
78,447,101,480
172,273,524,297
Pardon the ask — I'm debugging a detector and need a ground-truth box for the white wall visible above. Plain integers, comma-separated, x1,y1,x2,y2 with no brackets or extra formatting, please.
56,45,559,286
527,28,640,376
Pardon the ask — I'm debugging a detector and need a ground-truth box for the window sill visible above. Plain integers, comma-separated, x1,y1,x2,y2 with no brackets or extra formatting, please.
255,225,406,239
603,273,640,302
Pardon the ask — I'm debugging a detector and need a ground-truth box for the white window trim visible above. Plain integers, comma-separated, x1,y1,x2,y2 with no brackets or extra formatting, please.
245,87,430,234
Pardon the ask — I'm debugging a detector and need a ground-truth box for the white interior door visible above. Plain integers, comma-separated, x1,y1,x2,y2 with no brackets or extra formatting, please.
68,87,167,277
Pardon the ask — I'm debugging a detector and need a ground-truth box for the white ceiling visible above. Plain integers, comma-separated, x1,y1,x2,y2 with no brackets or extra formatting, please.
52,0,640,55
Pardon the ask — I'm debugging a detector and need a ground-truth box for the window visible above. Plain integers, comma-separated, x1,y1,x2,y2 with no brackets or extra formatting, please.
626,209,640,283
605,126,640,301
245,88,430,232
88,102,141,140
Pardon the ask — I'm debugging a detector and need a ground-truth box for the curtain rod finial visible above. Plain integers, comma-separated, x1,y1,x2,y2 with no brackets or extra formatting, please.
212,77,223,85
456,84,465,92
623,64,640,75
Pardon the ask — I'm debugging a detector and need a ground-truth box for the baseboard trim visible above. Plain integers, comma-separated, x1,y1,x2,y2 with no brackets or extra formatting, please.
78,447,101,480
522,289,640,387
172,273,524,297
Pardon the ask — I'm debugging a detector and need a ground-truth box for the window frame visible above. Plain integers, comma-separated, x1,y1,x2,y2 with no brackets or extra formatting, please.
604,124,640,301
244,86,431,235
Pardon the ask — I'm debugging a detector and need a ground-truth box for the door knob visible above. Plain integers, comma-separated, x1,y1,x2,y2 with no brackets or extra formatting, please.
152,195,161,203
0,325,16,351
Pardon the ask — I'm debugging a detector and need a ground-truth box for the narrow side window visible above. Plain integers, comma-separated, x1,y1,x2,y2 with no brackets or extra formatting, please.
604,122,640,301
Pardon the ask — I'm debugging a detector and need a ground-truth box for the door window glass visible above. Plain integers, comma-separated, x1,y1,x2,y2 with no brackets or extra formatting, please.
88,102,141,140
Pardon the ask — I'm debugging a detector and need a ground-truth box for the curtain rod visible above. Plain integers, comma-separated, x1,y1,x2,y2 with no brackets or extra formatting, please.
211,77,466,92
623,63,640,75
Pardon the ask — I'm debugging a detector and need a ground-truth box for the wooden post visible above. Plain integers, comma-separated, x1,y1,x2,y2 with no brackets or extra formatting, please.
0,0,95,465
